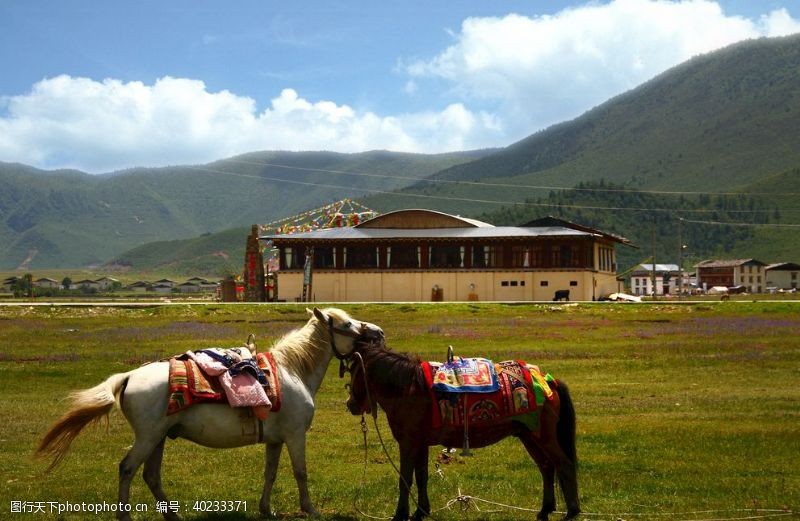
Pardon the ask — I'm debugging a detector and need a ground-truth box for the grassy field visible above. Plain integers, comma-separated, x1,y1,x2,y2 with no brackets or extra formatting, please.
0,302,798,520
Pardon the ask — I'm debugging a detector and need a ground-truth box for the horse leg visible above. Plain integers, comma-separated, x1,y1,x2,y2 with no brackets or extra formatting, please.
118,438,161,521
552,451,580,521
411,445,430,521
259,442,283,518
285,435,319,516
519,434,556,521
142,438,179,521
392,443,414,521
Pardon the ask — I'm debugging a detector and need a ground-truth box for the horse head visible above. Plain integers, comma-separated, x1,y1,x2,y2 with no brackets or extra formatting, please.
309,307,385,364
345,351,375,416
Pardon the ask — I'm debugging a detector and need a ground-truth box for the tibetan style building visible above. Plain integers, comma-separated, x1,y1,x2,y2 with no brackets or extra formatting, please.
263,209,632,302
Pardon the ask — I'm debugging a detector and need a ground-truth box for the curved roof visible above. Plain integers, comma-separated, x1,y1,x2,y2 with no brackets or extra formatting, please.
356,209,493,229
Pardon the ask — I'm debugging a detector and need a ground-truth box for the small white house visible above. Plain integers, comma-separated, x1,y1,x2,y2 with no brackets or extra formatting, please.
95,277,119,291
765,262,800,290
629,264,681,296
127,281,151,293
35,277,60,290
177,282,201,293
75,279,100,291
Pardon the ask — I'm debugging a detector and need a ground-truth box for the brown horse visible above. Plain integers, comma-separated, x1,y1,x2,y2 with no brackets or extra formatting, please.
346,346,580,521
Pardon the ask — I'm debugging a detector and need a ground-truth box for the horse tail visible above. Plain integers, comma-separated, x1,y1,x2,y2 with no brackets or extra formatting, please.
35,372,130,472
553,380,578,469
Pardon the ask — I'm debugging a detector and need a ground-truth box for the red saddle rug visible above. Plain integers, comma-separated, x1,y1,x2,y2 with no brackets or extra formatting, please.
167,352,281,415
422,359,555,433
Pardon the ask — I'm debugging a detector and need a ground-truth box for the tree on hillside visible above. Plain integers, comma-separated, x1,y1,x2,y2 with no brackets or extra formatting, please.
62,276,72,290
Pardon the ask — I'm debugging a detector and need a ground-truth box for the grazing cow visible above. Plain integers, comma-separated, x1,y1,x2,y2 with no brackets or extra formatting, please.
553,289,570,302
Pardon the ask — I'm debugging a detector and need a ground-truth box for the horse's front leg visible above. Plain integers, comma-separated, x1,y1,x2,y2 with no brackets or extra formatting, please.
392,443,415,521
285,434,319,516
411,445,430,521
259,442,283,518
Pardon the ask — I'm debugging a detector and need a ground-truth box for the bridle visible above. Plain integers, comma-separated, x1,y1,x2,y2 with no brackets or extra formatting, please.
326,315,378,378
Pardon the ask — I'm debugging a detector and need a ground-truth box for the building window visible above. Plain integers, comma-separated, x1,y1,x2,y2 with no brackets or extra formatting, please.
472,245,501,268
388,245,419,269
283,246,306,270
511,245,530,268
540,280,549,287
313,247,335,269
501,281,509,287
510,281,518,287
570,280,578,286
345,246,377,269
429,244,463,268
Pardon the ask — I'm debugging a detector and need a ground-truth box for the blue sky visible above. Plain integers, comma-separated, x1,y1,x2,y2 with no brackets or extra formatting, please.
1,0,799,173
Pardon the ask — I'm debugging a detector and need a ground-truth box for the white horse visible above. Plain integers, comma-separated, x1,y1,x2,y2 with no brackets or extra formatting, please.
36,307,384,520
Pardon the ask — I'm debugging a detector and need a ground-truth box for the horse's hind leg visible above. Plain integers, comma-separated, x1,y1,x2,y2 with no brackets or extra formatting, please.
143,438,179,521
259,442,283,518
519,434,557,521
286,435,319,516
118,438,162,521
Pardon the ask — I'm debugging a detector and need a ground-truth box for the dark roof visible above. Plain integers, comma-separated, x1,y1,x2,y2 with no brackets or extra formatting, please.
765,262,800,271
522,216,632,245
262,210,631,245
266,225,605,243
695,259,767,268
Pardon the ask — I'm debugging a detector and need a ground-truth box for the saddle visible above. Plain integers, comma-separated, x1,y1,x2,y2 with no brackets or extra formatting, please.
166,339,281,419
421,347,555,438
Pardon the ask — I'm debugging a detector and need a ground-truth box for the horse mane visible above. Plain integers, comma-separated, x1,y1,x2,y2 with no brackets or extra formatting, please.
270,308,350,378
358,346,425,394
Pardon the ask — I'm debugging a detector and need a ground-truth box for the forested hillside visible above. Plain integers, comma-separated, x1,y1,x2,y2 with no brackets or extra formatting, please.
0,149,489,269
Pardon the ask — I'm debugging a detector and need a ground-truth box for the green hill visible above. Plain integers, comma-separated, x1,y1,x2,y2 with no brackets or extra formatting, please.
358,35,800,267
0,150,490,269
7,35,800,274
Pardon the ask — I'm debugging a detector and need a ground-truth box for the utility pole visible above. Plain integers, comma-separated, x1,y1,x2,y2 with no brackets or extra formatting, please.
678,217,684,300
651,221,657,299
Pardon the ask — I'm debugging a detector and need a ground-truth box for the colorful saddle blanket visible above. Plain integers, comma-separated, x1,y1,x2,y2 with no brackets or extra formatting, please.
422,359,555,433
431,357,499,393
167,350,281,416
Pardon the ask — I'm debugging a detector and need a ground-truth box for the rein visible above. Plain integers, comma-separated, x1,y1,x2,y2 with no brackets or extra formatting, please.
350,352,432,520
327,316,365,377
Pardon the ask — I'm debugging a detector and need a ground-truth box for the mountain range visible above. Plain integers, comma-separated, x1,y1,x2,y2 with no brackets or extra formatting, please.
2,34,799,275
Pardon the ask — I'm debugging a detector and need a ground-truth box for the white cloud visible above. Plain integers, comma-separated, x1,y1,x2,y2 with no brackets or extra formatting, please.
1,1,799,173
406,0,800,140
0,76,500,173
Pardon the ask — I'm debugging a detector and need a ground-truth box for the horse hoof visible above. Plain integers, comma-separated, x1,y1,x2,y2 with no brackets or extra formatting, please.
259,509,277,519
562,509,581,521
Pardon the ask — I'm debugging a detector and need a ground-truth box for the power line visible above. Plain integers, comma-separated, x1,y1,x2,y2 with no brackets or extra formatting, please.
680,218,800,228
181,165,800,226
220,157,800,198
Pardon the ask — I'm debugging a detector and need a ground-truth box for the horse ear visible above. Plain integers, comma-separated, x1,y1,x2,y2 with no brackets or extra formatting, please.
306,307,313,316
313,307,326,322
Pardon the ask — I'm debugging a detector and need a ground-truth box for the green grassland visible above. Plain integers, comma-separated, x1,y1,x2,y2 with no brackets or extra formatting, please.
1,303,798,520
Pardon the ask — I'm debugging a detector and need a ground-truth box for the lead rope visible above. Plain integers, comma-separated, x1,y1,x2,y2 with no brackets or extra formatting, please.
351,352,436,520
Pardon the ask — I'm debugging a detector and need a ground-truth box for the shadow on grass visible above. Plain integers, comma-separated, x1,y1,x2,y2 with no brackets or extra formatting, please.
189,514,359,521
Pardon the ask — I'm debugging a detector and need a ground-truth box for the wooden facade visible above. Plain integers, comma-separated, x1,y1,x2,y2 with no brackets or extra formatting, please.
264,210,631,302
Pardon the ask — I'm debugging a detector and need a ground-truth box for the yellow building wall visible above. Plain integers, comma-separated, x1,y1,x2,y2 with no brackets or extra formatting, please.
278,269,620,302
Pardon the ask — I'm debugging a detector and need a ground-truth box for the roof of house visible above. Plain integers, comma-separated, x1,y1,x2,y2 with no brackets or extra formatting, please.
765,262,800,271
35,277,59,283
633,264,681,273
357,209,493,229
695,259,767,268
263,210,632,246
